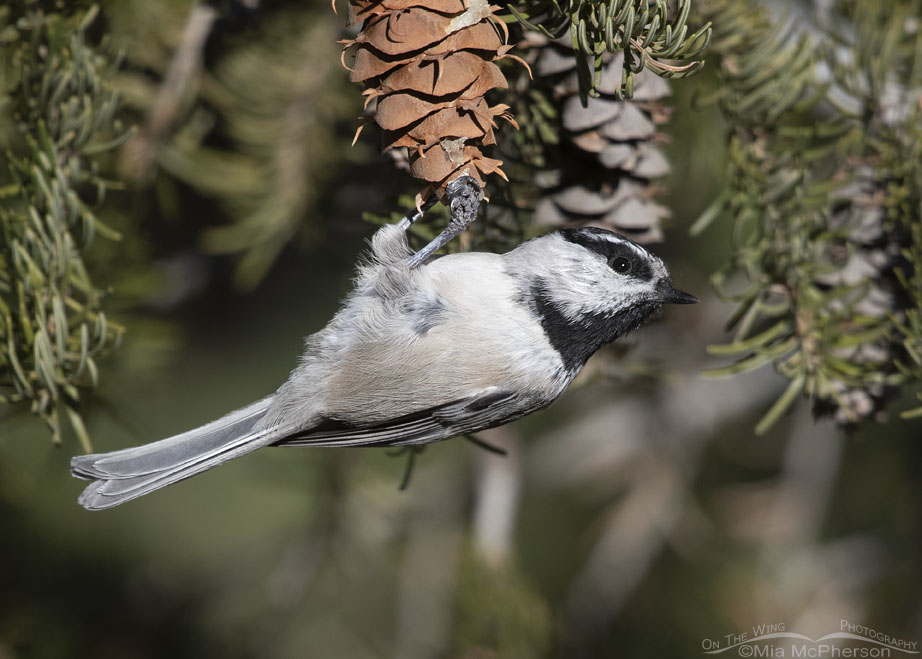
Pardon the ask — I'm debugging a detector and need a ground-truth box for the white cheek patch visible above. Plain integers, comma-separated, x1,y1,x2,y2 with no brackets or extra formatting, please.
550,256,645,319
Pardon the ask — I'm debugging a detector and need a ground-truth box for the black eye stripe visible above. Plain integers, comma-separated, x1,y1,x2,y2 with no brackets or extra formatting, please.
558,228,654,282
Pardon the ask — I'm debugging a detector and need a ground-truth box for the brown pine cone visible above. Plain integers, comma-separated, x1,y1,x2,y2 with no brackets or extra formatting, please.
342,0,518,201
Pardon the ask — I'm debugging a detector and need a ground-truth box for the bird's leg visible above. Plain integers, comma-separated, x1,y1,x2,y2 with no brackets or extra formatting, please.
387,445,427,491
463,433,508,456
405,176,483,268
396,196,438,231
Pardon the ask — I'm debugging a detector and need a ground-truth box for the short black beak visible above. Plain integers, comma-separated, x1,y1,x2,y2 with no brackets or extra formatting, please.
658,279,699,305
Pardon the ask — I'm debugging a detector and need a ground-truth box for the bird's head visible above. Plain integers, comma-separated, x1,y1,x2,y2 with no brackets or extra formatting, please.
510,226,697,372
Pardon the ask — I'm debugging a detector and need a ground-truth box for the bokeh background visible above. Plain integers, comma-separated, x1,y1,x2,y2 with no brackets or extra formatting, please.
2,0,921,657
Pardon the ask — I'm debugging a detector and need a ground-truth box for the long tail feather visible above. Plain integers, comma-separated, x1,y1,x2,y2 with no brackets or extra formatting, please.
71,396,280,510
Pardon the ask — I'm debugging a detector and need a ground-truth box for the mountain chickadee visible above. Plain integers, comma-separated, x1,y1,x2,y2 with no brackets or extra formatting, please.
71,224,697,509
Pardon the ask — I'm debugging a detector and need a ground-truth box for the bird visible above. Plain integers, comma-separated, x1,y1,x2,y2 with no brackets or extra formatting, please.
71,223,697,509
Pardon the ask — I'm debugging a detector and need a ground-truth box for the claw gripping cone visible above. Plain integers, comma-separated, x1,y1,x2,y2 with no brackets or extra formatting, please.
341,0,518,200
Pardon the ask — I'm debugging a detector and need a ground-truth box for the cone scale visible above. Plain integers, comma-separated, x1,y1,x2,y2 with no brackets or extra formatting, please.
342,0,518,199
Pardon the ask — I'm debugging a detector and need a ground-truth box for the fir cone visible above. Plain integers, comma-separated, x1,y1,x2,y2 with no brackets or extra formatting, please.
528,34,672,243
342,0,518,200
814,165,905,425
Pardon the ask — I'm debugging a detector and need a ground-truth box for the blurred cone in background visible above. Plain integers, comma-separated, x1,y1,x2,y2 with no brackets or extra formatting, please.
528,34,672,243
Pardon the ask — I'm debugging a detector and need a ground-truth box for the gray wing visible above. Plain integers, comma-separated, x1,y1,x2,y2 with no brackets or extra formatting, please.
274,387,546,448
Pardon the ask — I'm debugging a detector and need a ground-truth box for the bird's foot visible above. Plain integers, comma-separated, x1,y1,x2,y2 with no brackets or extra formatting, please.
402,176,483,268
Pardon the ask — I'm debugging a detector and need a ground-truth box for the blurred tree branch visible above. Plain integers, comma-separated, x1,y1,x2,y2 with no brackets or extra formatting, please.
113,0,354,289
119,3,217,180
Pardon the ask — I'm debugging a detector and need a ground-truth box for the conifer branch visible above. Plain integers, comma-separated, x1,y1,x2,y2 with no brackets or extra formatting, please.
507,0,711,101
695,0,922,430
0,4,128,447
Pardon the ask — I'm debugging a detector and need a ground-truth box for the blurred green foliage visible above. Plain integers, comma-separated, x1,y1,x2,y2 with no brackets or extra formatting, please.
452,547,552,658
885,100,922,418
694,0,922,431
107,0,355,289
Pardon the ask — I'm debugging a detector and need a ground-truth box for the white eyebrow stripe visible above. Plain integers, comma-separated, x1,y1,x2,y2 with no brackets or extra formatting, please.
590,232,649,257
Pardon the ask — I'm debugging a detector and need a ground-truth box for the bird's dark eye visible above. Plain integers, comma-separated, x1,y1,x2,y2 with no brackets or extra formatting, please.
611,256,633,274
